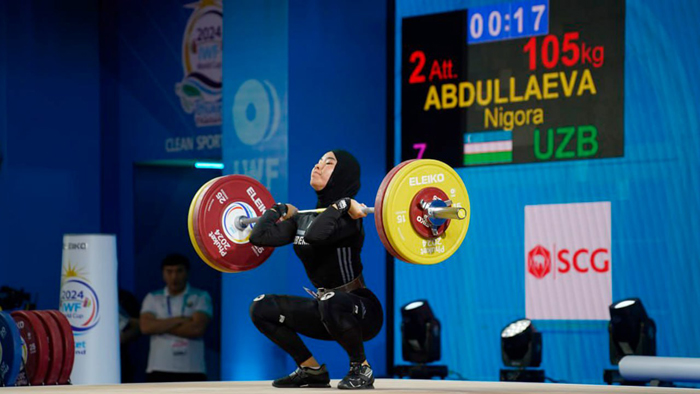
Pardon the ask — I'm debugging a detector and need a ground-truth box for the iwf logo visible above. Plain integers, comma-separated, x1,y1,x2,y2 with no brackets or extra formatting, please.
61,262,100,333
60,280,100,332
175,0,223,127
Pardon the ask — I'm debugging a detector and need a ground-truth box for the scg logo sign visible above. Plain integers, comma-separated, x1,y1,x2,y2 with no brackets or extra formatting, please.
527,245,551,279
527,244,609,279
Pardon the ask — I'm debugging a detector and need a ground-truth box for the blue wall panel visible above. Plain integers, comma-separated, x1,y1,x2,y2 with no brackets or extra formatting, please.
395,0,700,384
221,0,290,380
102,0,224,291
0,1,101,310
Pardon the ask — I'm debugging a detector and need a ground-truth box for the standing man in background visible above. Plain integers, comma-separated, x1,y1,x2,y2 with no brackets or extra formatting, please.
140,253,213,382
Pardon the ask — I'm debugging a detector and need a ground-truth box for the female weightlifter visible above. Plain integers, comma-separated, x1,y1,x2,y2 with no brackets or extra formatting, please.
249,149,383,390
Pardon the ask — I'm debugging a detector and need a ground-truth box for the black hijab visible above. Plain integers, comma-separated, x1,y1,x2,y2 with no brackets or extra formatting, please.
315,149,361,208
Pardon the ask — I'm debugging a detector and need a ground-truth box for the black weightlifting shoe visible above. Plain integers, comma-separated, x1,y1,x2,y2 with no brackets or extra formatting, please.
338,362,374,390
272,364,330,388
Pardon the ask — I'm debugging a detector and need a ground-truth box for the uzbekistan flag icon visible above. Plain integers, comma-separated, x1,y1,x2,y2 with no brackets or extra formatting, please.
463,130,513,166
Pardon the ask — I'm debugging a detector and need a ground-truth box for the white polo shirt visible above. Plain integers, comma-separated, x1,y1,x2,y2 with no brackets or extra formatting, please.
141,284,213,374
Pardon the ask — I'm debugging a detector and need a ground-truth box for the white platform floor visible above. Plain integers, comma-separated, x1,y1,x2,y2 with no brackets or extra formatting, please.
1,379,695,394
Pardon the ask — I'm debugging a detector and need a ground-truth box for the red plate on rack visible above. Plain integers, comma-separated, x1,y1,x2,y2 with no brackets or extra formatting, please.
46,310,75,384
33,311,64,385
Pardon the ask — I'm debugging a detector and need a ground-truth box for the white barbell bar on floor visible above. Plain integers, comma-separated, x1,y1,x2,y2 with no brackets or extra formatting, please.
619,356,700,382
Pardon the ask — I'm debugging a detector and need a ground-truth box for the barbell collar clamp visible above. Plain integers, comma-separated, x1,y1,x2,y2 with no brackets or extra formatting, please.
427,206,467,220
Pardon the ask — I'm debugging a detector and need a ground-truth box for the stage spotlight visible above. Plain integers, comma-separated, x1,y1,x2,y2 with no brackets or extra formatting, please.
395,300,447,379
501,319,542,368
499,318,544,382
608,298,656,365
401,300,440,364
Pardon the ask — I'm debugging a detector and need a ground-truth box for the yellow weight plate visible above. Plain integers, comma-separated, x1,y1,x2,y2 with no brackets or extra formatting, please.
381,159,470,265
188,177,238,273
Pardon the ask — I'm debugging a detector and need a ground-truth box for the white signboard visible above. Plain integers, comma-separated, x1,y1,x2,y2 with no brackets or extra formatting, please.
525,202,612,320
60,234,120,384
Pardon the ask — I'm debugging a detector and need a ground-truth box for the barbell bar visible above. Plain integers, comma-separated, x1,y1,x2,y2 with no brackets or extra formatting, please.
235,205,466,230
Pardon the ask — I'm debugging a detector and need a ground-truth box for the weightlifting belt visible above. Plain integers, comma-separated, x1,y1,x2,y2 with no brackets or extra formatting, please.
305,275,366,299
330,274,366,293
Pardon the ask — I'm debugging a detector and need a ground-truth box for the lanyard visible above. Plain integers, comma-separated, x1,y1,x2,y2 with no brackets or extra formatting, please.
166,293,189,317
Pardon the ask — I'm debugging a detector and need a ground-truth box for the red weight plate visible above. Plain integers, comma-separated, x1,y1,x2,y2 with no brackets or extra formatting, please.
10,311,49,386
190,177,236,272
46,311,75,384
32,311,64,385
374,160,415,260
195,175,276,272
409,187,451,239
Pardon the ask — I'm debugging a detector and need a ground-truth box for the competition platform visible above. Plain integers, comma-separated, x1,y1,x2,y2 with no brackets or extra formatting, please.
0,380,696,394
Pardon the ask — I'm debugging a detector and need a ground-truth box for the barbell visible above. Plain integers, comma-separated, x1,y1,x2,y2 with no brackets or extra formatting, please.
187,159,471,273
235,204,466,228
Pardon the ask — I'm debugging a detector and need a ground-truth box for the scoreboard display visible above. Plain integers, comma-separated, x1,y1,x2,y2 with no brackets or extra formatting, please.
400,0,625,167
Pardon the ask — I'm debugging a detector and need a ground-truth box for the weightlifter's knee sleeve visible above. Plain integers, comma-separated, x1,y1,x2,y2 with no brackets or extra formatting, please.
250,294,282,326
